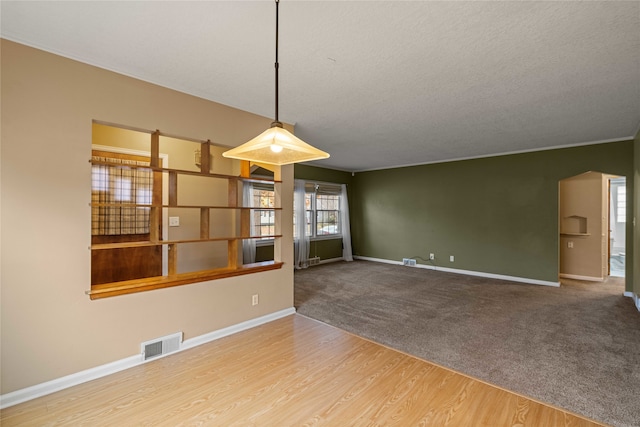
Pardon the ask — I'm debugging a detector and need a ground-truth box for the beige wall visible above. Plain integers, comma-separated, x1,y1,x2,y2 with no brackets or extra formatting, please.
1,40,294,394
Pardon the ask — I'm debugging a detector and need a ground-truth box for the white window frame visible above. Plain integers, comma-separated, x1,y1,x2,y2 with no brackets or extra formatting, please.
616,186,626,223
251,184,277,246
295,180,343,241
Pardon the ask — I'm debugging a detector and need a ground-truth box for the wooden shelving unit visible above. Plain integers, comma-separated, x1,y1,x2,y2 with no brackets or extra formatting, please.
88,133,282,299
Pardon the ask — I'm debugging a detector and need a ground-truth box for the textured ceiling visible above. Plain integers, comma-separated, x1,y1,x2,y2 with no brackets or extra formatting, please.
2,1,639,171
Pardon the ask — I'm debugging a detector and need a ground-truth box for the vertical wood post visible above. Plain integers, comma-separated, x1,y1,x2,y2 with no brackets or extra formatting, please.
228,161,251,269
168,243,177,276
168,171,178,206
228,177,239,269
200,208,210,239
198,140,212,239
200,140,211,174
150,130,161,243
240,160,251,239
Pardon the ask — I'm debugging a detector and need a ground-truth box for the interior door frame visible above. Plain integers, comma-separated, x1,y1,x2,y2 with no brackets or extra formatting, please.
607,178,611,276
607,176,627,278
558,171,627,282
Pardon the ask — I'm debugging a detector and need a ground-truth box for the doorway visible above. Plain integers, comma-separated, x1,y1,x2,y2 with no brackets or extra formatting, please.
609,177,626,277
559,172,627,282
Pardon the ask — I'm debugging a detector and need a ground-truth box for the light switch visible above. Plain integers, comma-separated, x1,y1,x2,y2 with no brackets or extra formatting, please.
169,216,180,227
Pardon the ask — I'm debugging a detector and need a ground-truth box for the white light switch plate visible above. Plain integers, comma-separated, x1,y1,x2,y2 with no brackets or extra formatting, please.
169,216,180,227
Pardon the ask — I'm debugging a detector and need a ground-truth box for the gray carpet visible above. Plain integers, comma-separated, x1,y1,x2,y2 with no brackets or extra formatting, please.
294,260,640,427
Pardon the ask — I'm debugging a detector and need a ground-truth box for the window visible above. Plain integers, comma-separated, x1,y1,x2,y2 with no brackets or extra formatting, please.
617,186,626,223
294,182,342,239
316,193,340,236
251,185,275,240
91,153,152,236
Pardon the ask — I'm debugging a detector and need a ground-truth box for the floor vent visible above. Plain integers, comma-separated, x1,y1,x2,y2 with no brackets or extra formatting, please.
141,332,182,361
308,257,321,266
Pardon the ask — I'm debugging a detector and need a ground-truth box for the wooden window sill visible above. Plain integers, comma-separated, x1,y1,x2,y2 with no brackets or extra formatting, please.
87,261,284,300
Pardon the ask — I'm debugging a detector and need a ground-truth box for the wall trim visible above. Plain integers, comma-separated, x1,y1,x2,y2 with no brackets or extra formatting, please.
354,256,560,287
0,307,296,409
623,291,640,312
353,137,633,173
559,273,603,282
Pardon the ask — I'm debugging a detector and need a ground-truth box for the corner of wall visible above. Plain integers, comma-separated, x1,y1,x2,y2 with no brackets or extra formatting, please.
633,129,640,294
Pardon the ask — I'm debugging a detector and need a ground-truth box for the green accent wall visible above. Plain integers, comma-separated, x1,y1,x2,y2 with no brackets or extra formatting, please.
309,239,345,260
255,245,274,263
254,234,345,263
294,164,354,261
294,164,353,185
351,141,635,290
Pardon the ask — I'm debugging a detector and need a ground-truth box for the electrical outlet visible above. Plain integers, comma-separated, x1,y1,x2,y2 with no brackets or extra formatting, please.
429,253,435,260
169,216,180,227
568,241,574,248
252,294,259,306
450,255,455,262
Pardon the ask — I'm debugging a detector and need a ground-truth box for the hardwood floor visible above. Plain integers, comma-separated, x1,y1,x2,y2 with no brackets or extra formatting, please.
1,314,604,426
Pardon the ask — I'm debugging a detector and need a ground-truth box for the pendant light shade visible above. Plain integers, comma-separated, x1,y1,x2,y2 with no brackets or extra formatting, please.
223,0,329,166
223,122,329,165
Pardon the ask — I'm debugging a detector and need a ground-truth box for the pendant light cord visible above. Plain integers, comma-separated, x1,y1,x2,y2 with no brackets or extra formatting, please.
222,0,329,163
273,0,281,127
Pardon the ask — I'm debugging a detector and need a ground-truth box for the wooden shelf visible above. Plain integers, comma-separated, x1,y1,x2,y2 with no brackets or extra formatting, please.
87,261,284,300
92,235,283,250
90,202,281,210
91,139,281,299
560,232,591,236
90,160,281,184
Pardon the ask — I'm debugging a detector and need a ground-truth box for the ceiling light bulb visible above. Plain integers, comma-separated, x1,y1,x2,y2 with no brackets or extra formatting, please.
270,144,283,153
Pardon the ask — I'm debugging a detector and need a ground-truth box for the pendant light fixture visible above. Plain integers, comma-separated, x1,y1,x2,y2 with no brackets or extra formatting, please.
222,0,329,165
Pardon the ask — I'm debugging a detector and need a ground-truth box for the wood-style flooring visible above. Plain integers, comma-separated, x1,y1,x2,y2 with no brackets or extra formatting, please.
0,314,604,426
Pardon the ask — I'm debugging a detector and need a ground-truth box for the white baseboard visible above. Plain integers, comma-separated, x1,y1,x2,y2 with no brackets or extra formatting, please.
355,256,404,266
0,354,142,410
0,307,296,409
623,291,640,312
354,256,560,287
181,307,295,351
559,273,603,282
318,257,344,265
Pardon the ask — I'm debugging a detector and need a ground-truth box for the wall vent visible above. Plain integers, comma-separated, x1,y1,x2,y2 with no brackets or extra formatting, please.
308,257,321,266
141,332,182,361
